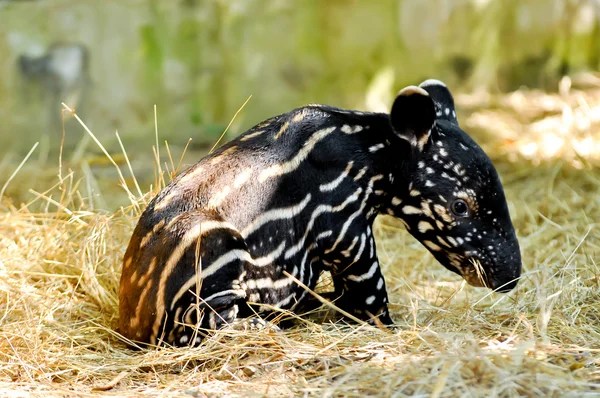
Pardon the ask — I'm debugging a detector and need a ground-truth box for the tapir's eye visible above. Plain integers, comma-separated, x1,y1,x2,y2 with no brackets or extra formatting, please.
451,199,469,217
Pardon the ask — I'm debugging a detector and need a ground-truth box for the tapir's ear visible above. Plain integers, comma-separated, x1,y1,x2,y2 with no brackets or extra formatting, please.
390,85,435,151
419,79,458,126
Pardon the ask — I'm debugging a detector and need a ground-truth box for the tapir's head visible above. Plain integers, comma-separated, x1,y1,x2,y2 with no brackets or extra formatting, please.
387,79,521,292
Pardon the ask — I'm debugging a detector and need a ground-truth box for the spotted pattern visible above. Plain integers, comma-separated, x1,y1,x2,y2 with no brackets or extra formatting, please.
119,80,521,347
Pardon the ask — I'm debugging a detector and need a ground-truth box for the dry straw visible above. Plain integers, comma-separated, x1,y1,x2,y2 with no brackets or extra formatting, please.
0,81,599,396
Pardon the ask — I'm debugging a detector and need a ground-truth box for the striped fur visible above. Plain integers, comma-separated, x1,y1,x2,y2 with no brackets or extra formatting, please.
119,80,521,347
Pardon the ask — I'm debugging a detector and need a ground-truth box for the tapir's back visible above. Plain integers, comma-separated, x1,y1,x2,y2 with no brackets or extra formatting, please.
130,105,366,235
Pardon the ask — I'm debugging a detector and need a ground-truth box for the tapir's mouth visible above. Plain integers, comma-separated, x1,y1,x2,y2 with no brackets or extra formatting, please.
434,251,521,293
460,258,519,292
461,258,491,288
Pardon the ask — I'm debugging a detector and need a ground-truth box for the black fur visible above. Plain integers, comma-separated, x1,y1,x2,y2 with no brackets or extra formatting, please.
119,80,521,347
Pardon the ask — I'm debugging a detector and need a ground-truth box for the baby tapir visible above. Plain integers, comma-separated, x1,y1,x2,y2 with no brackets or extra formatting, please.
119,79,521,347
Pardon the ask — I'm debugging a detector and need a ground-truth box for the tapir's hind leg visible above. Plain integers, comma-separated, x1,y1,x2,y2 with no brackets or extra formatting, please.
119,209,249,347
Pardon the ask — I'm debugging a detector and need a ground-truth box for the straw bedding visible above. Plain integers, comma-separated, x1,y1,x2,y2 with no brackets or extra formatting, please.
0,83,599,397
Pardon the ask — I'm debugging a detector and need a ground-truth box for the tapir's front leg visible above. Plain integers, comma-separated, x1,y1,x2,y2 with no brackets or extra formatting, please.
329,229,393,326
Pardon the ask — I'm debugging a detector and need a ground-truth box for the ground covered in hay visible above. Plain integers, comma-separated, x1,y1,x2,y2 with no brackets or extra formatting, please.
1,82,599,397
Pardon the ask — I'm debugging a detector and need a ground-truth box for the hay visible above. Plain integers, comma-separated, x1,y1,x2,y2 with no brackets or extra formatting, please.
1,86,599,397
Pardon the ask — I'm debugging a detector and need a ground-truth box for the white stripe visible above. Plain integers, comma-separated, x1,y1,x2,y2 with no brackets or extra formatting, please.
335,232,367,273
177,165,205,185
341,125,364,134
242,194,311,237
240,130,265,141
325,206,362,254
169,242,286,312
233,167,254,188
153,190,178,211
354,166,368,181
249,241,286,267
352,234,367,264
316,230,333,240
368,143,385,153
326,175,382,254
347,261,379,282
153,166,205,210
199,221,238,233
341,236,359,257
284,188,362,259
208,186,231,208
246,276,294,290
202,289,246,306
169,249,248,310
294,257,315,307
402,206,421,215
248,293,260,302
418,221,434,233
207,250,250,274
258,126,336,182
319,161,353,192
298,246,312,287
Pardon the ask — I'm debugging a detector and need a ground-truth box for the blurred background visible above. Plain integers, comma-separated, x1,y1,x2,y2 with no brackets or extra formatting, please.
0,0,599,209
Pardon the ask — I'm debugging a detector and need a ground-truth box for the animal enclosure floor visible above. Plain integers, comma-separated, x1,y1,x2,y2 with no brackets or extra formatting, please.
0,85,599,397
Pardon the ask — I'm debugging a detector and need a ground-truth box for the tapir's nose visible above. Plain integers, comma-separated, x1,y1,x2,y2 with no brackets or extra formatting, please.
487,227,522,293
491,246,521,293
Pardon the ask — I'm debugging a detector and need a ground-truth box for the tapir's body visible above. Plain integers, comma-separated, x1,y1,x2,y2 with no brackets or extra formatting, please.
119,80,521,347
